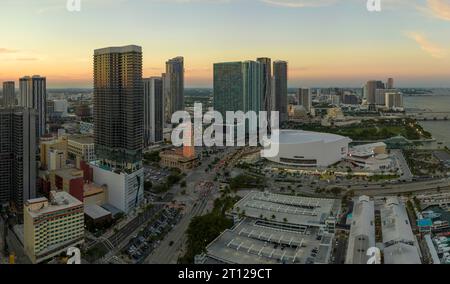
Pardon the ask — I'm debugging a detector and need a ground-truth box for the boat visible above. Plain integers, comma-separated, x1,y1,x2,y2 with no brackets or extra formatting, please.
422,210,441,219
432,220,450,231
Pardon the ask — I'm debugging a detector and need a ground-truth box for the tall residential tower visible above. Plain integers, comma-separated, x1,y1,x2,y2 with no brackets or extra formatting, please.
164,56,184,124
273,61,288,123
2,81,16,108
143,77,164,146
19,76,47,138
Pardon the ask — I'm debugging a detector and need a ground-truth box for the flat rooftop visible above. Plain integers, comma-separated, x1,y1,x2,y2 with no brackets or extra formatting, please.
277,130,351,144
205,218,332,264
231,191,339,228
84,204,111,220
68,134,94,145
345,196,375,264
26,191,82,218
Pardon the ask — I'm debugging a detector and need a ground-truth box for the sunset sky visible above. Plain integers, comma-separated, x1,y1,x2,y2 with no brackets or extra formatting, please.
1,0,450,88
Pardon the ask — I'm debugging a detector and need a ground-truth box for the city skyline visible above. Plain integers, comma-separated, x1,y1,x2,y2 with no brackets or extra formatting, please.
1,0,450,88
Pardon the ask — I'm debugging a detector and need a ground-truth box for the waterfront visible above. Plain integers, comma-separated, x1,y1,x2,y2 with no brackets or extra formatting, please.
404,94,450,148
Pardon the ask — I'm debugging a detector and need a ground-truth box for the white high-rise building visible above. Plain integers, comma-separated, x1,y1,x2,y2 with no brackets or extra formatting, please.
19,76,47,137
385,92,403,110
143,77,164,146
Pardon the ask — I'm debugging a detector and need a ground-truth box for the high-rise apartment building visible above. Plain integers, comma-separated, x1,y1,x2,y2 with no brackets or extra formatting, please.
0,108,37,210
385,92,403,110
143,77,164,146
387,78,394,89
297,88,311,112
257,57,272,112
213,61,263,134
164,57,184,124
273,61,288,123
19,76,47,138
93,45,143,170
92,45,144,214
2,81,16,108
24,191,84,264
363,80,384,105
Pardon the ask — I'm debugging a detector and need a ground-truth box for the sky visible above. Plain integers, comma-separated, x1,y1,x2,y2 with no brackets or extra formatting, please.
1,0,450,88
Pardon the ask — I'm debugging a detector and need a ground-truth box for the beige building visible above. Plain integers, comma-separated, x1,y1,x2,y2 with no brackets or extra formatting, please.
160,148,198,171
39,136,68,170
68,135,95,167
24,191,84,264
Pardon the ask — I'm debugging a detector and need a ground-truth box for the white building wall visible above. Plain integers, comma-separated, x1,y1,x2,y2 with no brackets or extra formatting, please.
90,164,144,214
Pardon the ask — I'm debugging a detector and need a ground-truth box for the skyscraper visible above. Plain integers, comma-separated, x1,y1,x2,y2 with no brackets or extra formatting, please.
364,80,385,105
164,57,184,124
2,81,16,108
297,88,311,112
213,61,263,135
0,108,37,210
257,57,272,112
143,77,164,146
19,76,47,138
387,78,394,89
273,61,288,123
91,45,144,214
93,45,143,170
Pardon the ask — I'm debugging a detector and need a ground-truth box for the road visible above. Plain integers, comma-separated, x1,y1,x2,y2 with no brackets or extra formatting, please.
144,147,238,264
352,178,450,196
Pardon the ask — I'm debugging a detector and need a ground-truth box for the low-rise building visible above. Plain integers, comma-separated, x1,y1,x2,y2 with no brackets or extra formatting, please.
381,197,421,264
346,196,375,264
199,191,340,264
68,135,95,167
24,191,84,264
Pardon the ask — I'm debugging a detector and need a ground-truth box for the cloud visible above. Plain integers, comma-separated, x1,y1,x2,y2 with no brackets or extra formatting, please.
406,32,446,58
426,0,450,21
0,48,17,54
260,0,338,8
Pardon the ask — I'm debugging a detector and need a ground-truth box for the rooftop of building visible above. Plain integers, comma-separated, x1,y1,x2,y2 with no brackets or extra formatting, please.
380,197,416,245
275,130,352,145
84,183,106,197
205,218,333,264
25,191,82,218
84,204,111,220
53,167,83,181
349,142,387,158
383,242,422,264
231,191,339,228
94,45,142,55
68,134,94,145
346,196,376,264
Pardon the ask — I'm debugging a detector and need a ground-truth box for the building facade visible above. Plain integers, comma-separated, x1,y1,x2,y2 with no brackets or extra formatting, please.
297,88,311,112
363,80,384,105
164,57,184,124
0,108,37,210
19,76,47,138
2,81,15,108
213,61,264,135
24,191,84,264
273,61,288,123
143,77,164,146
93,45,143,171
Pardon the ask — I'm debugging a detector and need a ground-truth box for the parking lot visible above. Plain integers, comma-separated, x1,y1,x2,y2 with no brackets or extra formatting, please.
144,166,171,184
122,207,182,263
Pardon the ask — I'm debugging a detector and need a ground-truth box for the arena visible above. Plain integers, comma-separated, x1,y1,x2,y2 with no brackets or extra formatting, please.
265,130,352,167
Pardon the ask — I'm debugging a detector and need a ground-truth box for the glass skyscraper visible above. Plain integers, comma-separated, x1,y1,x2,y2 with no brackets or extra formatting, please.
93,45,144,170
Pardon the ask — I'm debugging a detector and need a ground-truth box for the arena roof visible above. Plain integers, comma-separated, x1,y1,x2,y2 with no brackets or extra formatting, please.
276,130,351,145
